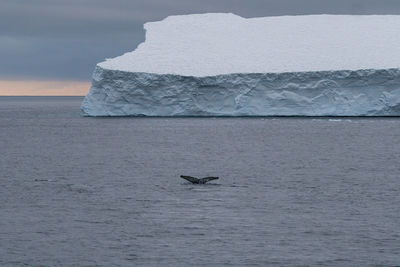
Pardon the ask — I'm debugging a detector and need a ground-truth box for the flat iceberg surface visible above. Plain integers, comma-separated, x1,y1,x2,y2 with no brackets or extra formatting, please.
82,13,400,116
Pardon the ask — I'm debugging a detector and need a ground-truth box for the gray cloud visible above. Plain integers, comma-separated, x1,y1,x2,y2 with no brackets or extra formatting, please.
1,0,400,80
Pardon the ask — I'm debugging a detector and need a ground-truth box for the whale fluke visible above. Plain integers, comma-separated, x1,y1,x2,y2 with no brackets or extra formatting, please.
180,175,219,184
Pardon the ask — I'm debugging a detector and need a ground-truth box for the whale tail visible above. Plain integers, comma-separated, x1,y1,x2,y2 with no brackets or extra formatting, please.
180,175,219,184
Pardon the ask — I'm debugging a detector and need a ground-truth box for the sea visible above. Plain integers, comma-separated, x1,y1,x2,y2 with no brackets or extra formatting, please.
0,96,399,266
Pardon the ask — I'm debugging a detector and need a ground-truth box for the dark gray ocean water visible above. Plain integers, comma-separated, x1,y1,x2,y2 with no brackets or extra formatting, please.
1,96,400,266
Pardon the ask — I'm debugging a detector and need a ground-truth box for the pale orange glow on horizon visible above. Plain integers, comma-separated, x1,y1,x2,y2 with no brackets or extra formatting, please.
0,80,91,96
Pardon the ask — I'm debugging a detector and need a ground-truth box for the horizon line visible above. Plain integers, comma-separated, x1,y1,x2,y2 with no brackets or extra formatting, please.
0,80,90,96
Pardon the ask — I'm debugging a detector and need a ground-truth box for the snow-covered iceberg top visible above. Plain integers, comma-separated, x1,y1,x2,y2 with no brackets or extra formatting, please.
99,13,400,76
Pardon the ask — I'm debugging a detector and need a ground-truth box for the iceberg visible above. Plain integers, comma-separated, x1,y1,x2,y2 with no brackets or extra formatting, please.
81,13,400,116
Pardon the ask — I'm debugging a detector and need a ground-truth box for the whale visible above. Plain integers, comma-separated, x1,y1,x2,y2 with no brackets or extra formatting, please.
180,175,219,184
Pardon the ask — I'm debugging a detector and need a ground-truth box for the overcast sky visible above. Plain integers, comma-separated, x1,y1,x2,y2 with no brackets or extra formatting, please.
2,0,400,81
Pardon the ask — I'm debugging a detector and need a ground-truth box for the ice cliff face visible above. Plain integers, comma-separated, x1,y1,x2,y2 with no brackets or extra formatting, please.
82,66,400,116
82,13,400,116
